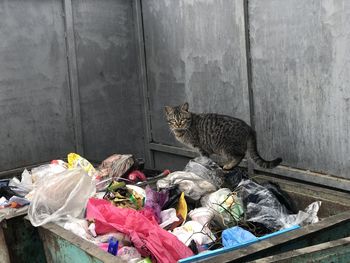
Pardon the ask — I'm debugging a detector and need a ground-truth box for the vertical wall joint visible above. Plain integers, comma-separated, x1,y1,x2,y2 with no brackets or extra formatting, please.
63,0,84,155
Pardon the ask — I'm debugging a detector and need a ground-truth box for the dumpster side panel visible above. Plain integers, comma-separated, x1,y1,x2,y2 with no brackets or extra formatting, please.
0,226,10,263
72,0,145,161
253,236,350,263
38,223,122,263
142,0,250,146
40,235,103,263
2,216,46,263
249,0,350,178
0,0,75,171
199,210,350,262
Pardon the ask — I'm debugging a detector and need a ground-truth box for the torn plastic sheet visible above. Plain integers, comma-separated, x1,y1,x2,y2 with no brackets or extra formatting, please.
238,179,321,230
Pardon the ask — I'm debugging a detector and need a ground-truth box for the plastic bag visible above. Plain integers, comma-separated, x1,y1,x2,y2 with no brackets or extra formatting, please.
28,168,95,227
184,156,224,187
32,163,68,183
172,221,216,246
97,154,134,179
201,188,244,227
16,169,33,193
118,246,142,263
222,226,257,247
157,171,217,200
223,167,249,190
142,186,168,223
238,179,321,230
188,207,215,226
159,208,179,228
60,217,93,242
9,177,30,197
86,198,193,262
68,153,96,177
260,181,297,214
95,154,135,191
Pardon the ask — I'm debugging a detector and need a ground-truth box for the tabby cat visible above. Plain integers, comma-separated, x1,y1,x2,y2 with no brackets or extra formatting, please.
165,102,282,170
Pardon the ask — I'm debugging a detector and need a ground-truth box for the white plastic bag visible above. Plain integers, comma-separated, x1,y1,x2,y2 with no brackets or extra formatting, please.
201,188,244,227
28,168,95,227
157,171,217,200
188,207,215,226
172,221,216,246
160,208,179,228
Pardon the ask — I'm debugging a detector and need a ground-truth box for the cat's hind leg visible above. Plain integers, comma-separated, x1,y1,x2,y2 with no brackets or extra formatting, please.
223,154,244,170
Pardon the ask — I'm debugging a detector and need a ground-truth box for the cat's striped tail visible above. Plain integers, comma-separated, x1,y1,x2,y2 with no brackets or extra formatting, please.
247,131,282,169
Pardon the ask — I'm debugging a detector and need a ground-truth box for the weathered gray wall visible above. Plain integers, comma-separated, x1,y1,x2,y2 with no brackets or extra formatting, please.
0,0,145,172
249,0,350,178
140,0,350,185
0,0,75,170
142,0,250,149
72,0,144,161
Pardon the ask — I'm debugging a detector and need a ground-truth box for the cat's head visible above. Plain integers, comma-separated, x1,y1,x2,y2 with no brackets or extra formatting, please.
164,102,192,131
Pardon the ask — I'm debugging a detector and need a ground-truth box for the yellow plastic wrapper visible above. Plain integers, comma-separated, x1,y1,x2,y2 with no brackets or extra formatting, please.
67,153,96,177
177,192,188,223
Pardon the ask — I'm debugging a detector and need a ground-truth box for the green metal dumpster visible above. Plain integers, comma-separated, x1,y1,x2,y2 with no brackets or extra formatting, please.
0,208,45,263
251,236,350,263
34,173,350,263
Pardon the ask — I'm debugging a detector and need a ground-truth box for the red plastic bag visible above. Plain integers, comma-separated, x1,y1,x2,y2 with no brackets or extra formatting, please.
86,198,193,263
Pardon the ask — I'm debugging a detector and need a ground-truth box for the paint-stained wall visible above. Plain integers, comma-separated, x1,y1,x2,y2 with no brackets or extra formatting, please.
72,0,145,161
0,0,75,170
249,0,350,177
142,0,250,146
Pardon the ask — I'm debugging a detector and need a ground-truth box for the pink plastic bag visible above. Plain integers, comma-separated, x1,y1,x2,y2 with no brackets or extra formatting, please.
86,198,193,263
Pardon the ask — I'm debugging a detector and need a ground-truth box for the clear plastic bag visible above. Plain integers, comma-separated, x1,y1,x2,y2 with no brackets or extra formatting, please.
31,163,67,184
184,157,224,187
201,188,244,227
238,179,321,230
157,171,217,200
28,168,95,227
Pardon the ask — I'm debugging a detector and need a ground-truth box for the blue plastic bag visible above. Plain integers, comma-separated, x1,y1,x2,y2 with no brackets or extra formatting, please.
222,226,257,247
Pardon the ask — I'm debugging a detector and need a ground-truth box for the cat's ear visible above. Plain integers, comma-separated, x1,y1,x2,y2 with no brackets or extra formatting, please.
164,106,173,115
181,102,189,112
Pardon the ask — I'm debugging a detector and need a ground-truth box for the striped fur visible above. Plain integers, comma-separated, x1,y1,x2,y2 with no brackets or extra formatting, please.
165,103,282,169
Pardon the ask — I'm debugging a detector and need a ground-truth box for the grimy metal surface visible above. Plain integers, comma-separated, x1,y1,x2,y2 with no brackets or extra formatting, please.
0,0,75,171
252,236,350,263
38,222,120,263
72,0,145,162
142,0,250,147
249,0,350,178
140,0,350,187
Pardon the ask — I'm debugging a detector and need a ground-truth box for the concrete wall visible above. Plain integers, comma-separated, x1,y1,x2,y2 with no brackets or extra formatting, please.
72,0,144,161
140,0,350,187
1,0,350,188
142,0,250,146
0,0,144,172
0,0,75,170
249,0,350,178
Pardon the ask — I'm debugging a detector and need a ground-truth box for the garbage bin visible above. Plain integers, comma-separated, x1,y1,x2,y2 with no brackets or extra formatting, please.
35,173,350,263
0,209,45,263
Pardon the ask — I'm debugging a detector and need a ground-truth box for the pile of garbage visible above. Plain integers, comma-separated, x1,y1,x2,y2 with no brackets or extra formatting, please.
2,153,322,262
